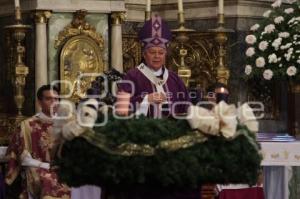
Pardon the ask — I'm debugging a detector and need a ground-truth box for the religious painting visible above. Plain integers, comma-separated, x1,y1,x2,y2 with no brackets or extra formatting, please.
54,10,106,102
60,35,104,101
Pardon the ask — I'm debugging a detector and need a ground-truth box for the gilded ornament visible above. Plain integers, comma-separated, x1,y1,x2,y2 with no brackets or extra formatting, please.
271,153,279,159
283,150,289,159
55,10,105,102
81,129,208,157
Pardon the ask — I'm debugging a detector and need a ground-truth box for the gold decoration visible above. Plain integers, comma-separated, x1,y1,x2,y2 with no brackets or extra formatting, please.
158,132,207,151
283,150,289,159
117,143,155,156
81,130,207,156
55,10,105,102
59,35,104,101
122,34,142,72
54,10,104,50
271,153,279,159
0,14,33,144
215,31,230,85
168,33,218,89
4,6,31,116
34,10,52,24
79,127,252,157
172,11,195,87
0,115,27,145
111,12,126,25
209,13,233,86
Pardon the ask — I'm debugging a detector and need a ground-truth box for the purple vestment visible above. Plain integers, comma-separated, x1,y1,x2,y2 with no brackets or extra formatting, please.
118,66,191,117
139,15,172,49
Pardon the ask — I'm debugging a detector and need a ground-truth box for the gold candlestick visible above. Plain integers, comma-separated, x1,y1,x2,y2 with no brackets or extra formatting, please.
172,11,195,87
209,13,233,85
4,6,31,116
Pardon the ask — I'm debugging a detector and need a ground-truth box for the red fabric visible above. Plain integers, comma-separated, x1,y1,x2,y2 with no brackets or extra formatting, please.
218,187,264,199
5,116,70,199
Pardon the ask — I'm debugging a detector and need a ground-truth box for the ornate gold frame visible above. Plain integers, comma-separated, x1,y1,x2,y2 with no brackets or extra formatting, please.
59,35,104,101
55,10,105,102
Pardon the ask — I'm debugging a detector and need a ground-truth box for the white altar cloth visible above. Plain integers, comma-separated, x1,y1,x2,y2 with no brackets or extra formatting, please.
260,139,300,199
261,141,300,166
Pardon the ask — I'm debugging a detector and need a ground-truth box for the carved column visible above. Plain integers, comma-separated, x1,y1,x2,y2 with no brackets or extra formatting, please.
111,12,125,73
34,11,51,107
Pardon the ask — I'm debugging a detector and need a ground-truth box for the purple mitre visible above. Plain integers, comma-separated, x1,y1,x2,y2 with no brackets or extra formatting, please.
138,15,172,49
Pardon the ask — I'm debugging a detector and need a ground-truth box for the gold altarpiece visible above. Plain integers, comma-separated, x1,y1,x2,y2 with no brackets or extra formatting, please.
55,10,105,102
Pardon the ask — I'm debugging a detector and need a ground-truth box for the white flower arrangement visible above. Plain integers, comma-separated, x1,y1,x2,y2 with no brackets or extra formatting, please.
245,35,257,44
287,66,297,76
263,69,274,80
271,0,282,8
245,0,300,81
259,41,269,51
263,10,272,18
246,47,255,57
255,57,266,68
250,24,260,31
274,16,284,24
245,65,252,75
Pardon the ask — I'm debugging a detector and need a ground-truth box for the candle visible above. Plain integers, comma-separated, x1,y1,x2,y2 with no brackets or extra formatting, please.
216,87,229,103
218,0,224,14
220,87,225,93
146,0,151,12
116,91,131,116
178,0,183,13
15,0,20,8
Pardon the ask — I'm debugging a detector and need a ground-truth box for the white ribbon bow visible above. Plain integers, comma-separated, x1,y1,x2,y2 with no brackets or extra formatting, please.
187,102,258,138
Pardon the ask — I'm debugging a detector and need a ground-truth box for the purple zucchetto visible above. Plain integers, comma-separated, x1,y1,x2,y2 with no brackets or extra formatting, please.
138,15,172,50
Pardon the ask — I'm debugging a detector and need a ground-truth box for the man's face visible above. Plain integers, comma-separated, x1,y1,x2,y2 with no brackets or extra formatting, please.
38,90,59,116
143,46,167,71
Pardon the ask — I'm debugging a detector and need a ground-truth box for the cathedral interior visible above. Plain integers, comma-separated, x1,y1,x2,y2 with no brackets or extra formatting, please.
0,0,300,199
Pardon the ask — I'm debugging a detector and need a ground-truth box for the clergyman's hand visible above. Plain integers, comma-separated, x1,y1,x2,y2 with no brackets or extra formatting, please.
148,92,166,104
